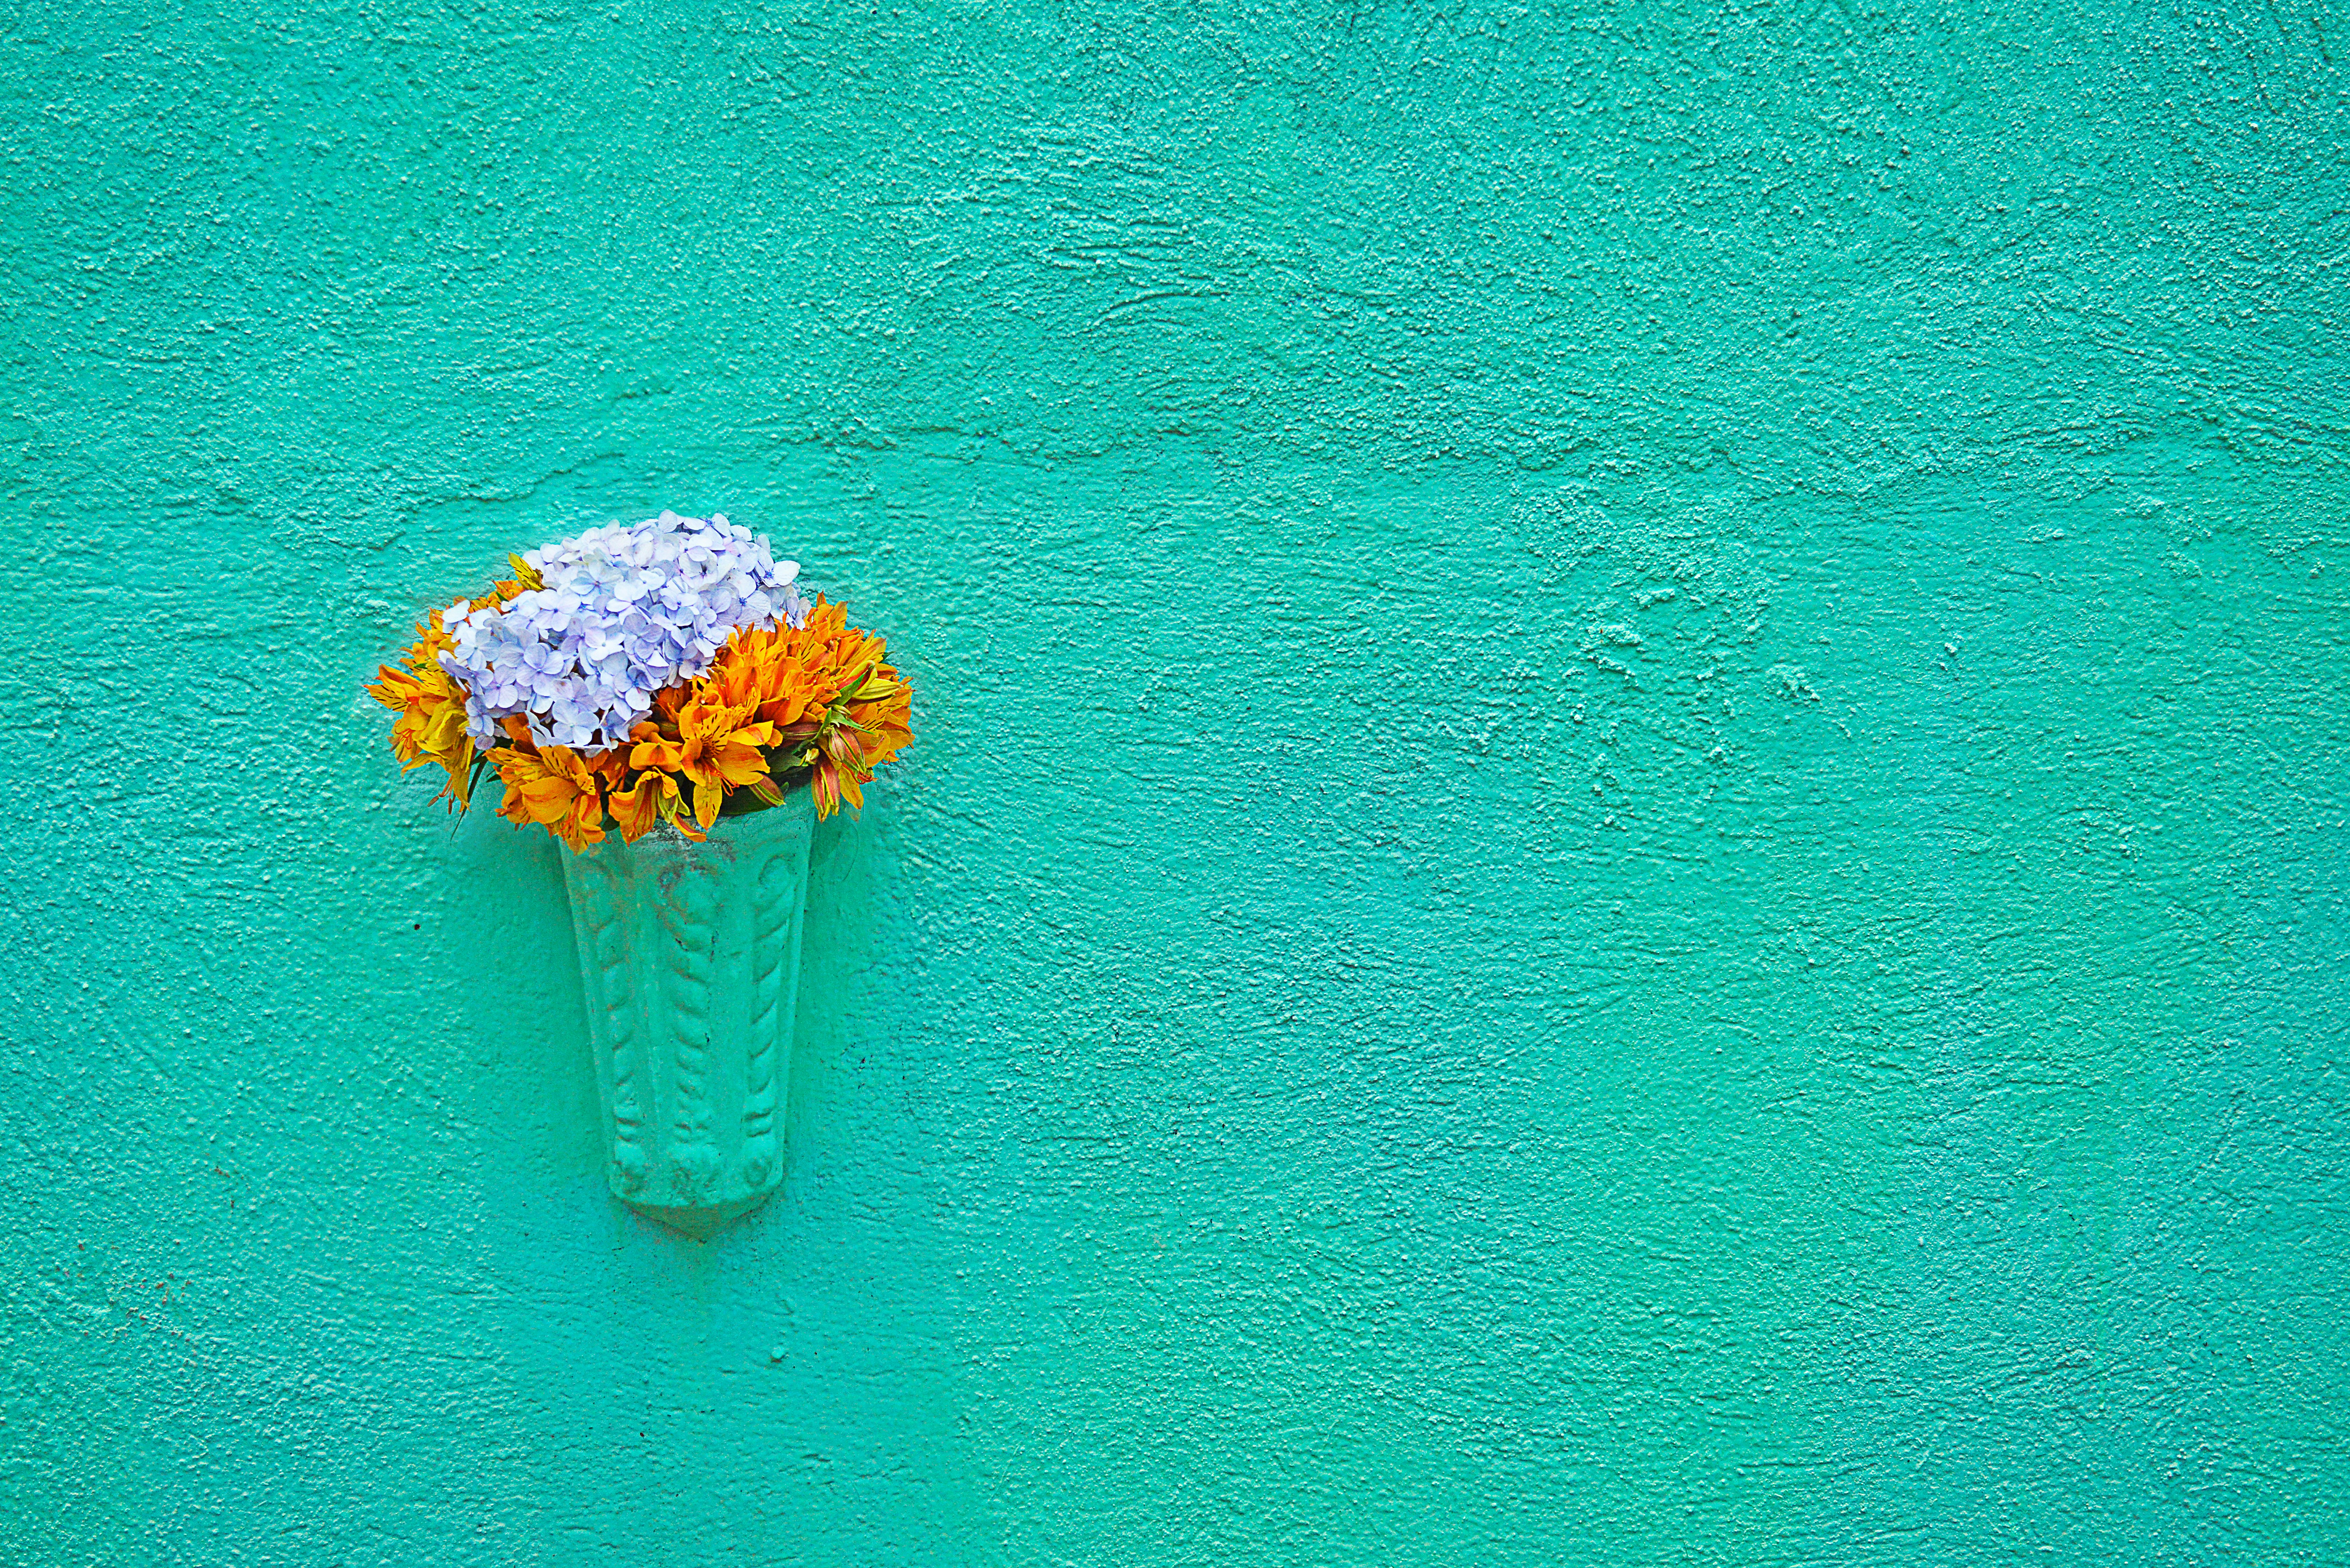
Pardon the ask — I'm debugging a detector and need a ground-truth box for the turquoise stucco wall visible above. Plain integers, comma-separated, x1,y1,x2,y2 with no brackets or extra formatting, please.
5,2,2347,1563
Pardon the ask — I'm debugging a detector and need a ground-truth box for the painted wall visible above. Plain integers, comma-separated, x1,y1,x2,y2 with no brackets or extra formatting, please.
5,3,2346,1563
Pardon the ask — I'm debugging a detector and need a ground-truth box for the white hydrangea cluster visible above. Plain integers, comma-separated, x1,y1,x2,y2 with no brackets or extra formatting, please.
439,510,811,752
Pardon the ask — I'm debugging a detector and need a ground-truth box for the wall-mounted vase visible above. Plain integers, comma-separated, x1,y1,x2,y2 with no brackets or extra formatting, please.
560,799,813,1238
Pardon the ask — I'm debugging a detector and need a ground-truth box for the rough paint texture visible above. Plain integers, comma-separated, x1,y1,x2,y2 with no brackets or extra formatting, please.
3,3,2346,1563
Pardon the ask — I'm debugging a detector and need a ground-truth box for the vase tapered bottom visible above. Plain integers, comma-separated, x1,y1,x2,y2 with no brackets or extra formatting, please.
627,1189,773,1239
562,802,816,1240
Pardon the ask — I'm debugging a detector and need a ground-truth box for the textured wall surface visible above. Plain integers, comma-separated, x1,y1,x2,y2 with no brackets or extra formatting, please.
5,2,2347,1563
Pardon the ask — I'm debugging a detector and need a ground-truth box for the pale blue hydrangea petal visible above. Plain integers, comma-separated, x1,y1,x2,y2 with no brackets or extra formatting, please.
439,511,812,750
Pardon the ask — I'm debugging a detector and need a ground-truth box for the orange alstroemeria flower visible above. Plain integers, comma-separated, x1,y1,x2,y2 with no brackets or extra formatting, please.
695,597,915,822
700,597,912,734
628,700,779,829
850,682,913,771
493,744,608,852
700,625,831,729
804,725,867,819
607,767,701,844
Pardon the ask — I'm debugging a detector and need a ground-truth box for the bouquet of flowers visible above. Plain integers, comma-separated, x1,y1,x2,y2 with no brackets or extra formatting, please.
368,511,911,851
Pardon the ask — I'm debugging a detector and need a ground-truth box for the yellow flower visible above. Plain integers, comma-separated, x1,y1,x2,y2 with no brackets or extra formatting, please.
367,629,475,807
492,745,608,852
628,700,779,829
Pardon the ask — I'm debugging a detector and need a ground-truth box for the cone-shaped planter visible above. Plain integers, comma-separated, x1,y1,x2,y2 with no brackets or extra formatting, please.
561,799,813,1237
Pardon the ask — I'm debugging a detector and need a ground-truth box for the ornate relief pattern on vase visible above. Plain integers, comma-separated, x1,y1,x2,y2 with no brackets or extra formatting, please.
566,851,650,1198
740,845,802,1191
560,801,816,1237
